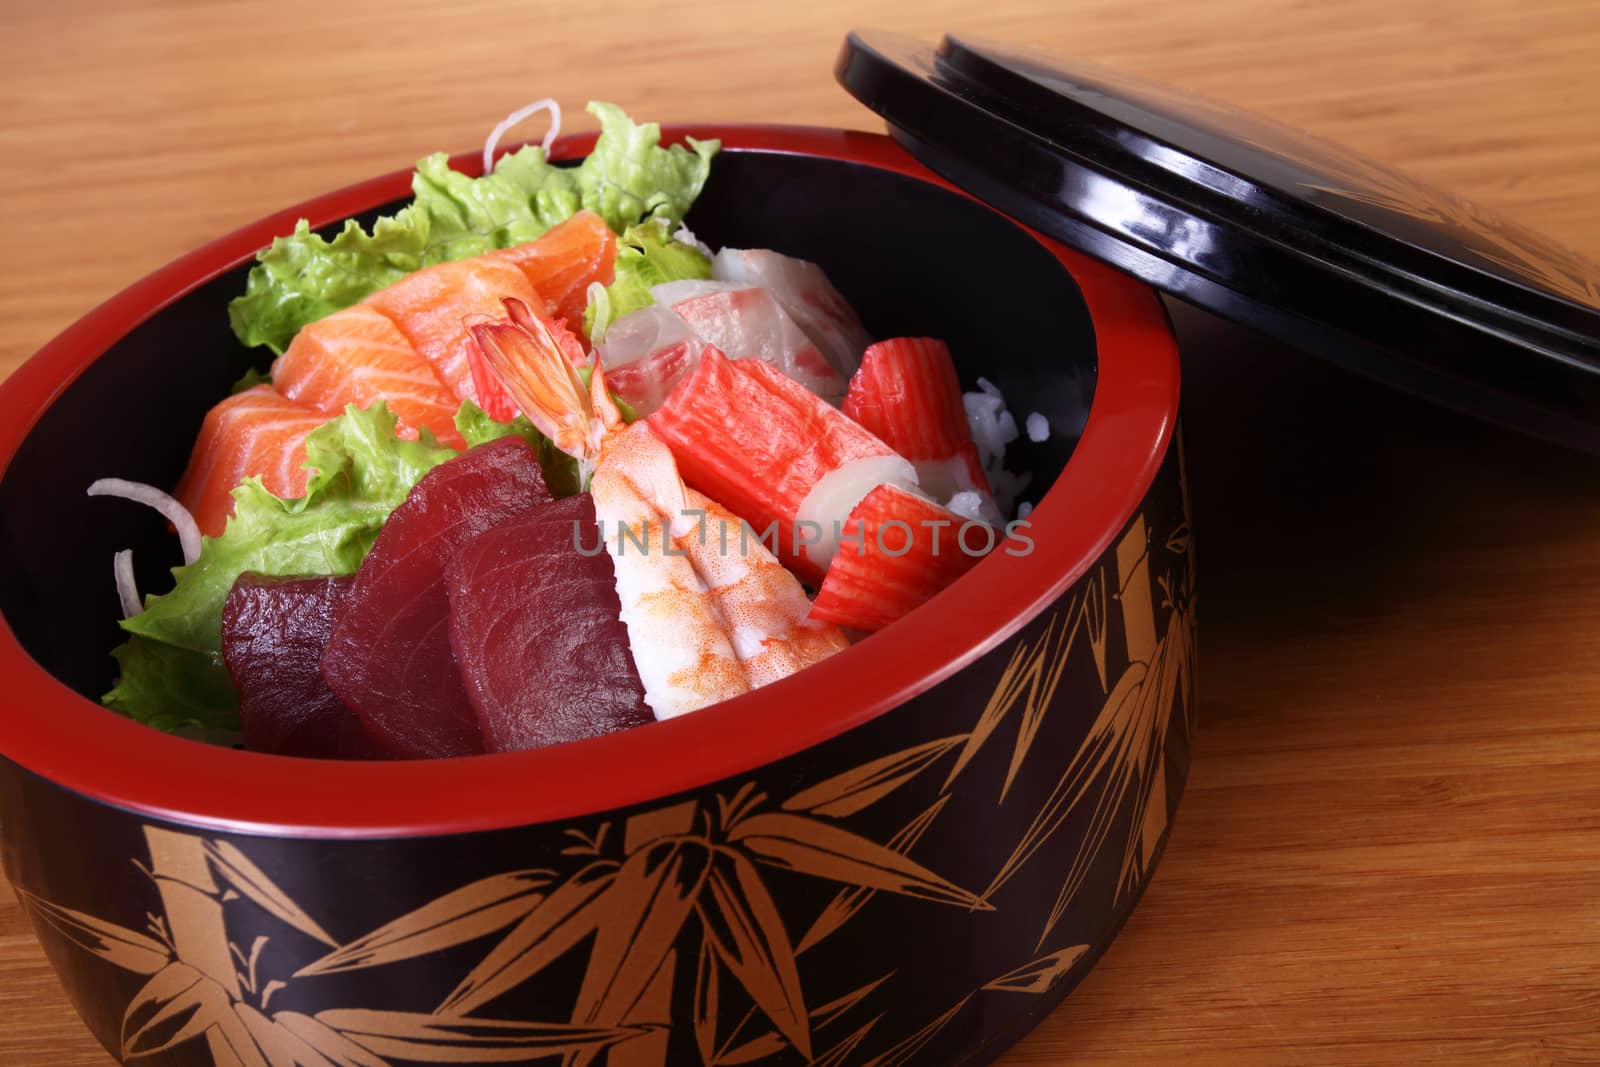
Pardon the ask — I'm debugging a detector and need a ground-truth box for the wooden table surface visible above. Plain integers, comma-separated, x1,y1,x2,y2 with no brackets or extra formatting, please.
3,1,1599,1063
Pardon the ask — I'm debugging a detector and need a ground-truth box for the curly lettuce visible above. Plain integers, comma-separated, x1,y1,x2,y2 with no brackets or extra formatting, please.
229,102,719,353
584,220,713,338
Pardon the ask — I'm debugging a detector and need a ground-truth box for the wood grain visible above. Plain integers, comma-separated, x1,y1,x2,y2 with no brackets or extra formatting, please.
2,0,1599,1064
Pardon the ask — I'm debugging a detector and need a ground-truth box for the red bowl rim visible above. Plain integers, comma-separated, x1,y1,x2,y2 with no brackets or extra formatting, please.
0,124,1179,839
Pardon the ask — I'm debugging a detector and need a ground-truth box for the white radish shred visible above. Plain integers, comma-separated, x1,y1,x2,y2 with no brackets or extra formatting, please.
112,549,141,619
481,97,562,175
1026,412,1050,443
87,478,202,565
794,454,919,571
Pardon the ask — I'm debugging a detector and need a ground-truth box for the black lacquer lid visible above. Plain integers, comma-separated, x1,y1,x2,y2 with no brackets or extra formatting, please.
836,31,1600,452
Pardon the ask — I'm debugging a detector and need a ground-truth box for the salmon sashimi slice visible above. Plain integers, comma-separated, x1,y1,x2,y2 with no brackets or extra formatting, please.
174,385,330,538
272,304,466,448
491,210,618,333
365,257,545,405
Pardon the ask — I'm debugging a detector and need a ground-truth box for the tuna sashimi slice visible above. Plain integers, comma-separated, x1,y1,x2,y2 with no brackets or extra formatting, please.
712,248,873,379
664,285,849,403
447,493,650,752
491,211,618,333
273,304,466,448
174,384,330,538
648,348,896,583
365,257,545,405
321,436,552,759
222,574,386,760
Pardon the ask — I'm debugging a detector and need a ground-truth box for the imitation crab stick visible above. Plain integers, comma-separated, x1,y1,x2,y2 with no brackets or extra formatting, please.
647,347,904,583
843,337,992,506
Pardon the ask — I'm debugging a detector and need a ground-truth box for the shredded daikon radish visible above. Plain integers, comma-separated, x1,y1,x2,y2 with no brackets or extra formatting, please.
482,98,562,175
87,478,202,564
112,549,141,618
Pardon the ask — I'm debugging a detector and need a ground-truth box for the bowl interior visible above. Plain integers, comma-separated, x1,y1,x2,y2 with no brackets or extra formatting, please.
0,147,1098,711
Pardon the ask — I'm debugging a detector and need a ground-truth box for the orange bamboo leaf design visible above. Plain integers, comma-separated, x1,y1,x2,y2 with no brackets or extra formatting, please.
16,889,170,976
120,961,230,1059
858,994,973,1067
235,1003,344,1066
782,735,967,818
941,626,1044,790
698,847,811,1059
982,946,1089,994
570,840,710,1031
729,812,990,911
692,934,719,1066
796,795,950,953
811,1017,882,1067
980,662,1148,904
297,869,558,978
605,948,677,1067
1084,568,1108,692
439,861,618,1016
204,840,339,949
715,1032,785,1066
809,972,894,1029
206,1007,271,1067
274,1013,390,1067
314,1009,653,1061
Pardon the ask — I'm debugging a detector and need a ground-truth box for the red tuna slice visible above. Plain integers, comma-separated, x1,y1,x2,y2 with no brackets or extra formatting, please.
321,436,552,758
447,493,651,753
221,574,386,760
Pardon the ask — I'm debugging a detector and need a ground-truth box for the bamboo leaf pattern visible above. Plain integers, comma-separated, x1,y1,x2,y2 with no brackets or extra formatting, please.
120,962,228,1059
16,890,170,976
782,735,966,818
859,995,973,1067
236,1003,341,1067
274,1013,390,1067
729,813,990,911
809,972,894,1029
207,1009,271,1067
796,795,950,954
983,946,1089,994
699,847,811,1059
692,935,719,1066
205,841,339,949
811,1017,882,1067
570,841,709,1030
606,949,677,1067
716,1032,785,1065
297,869,557,978
981,663,1148,903
314,1009,653,1061
439,862,617,1016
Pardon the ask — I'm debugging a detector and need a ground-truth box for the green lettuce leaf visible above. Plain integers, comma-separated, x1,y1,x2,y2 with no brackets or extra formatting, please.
584,220,712,337
229,102,719,354
103,636,240,732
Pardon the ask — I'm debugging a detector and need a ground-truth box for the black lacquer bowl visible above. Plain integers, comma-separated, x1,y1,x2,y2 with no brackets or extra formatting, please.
0,127,1191,1066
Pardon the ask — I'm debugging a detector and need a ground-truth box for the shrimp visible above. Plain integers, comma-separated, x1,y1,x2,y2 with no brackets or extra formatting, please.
470,298,847,720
